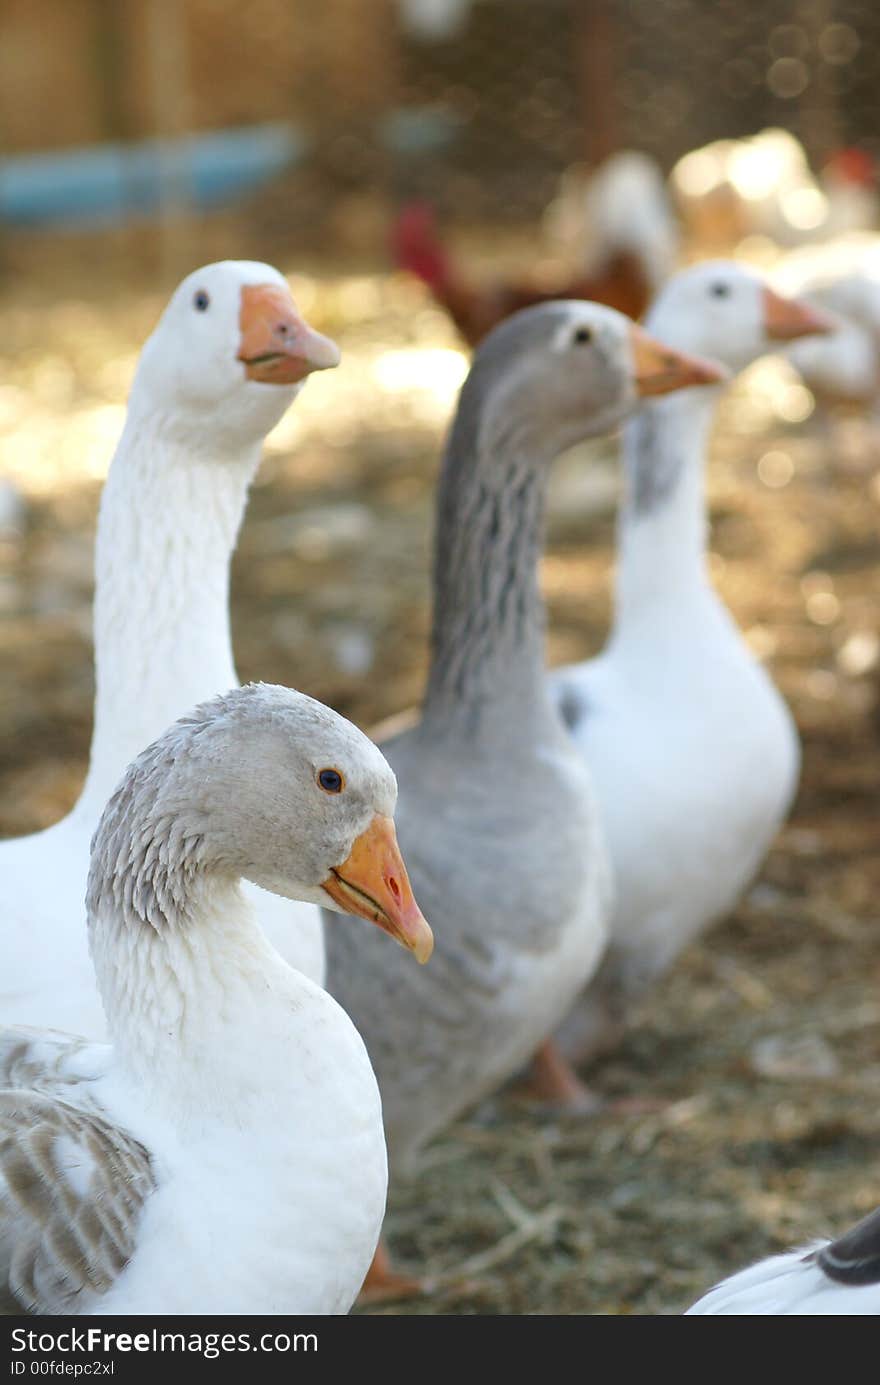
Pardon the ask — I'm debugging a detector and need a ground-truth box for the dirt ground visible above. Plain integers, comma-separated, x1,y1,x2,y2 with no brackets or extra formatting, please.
1,223,879,1314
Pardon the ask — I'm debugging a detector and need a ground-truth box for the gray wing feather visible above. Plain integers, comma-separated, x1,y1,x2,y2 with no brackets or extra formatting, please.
0,1028,156,1315
0,1030,108,1095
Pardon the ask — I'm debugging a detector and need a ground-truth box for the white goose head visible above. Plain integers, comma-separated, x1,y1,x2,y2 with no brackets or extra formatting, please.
88,683,433,963
464,300,725,459
130,261,340,450
645,260,833,376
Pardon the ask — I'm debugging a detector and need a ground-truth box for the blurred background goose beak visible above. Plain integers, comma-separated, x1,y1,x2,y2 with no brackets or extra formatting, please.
763,287,837,341
630,324,729,397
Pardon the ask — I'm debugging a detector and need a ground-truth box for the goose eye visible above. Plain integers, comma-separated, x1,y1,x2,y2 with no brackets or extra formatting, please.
193,290,210,312
317,768,345,794
573,326,592,345
710,283,730,299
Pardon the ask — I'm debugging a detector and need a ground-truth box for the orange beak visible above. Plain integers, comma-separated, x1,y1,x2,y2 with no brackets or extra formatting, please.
238,283,340,384
630,325,728,397
321,814,434,964
763,287,836,341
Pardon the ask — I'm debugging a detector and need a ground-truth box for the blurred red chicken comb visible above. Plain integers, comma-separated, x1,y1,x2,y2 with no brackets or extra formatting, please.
391,201,452,291
824,147,876,187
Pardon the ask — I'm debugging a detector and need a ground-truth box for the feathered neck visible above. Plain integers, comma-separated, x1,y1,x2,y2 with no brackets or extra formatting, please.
74,412,259,822
86,742,308,1125
611,386,720,643
421,395,559,745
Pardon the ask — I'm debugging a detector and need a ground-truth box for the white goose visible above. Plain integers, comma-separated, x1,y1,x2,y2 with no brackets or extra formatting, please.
549,263,831,1070
544,150,679,307
1,262,339,1034
0,682,433,1315
687,1204,880,1314
671,131,879,250
779,258,880,411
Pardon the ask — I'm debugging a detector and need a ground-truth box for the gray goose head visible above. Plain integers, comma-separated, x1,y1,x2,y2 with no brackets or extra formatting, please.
88,682,433,962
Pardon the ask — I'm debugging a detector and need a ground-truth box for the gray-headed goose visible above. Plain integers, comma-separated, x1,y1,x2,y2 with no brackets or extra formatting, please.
324,299,722,1292
0,683,432,1314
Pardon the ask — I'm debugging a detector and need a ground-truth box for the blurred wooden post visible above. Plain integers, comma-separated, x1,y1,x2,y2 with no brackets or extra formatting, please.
298,0,398,130
799,0,840,166
574,0,620,167
92,0,132,144
143,0,194,279
296,0,399,223
90,0,135,267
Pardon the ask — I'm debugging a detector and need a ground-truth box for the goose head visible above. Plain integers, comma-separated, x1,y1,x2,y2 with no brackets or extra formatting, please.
461,300,725,459
130,261,340,449
94,683,433,962
783,273,880,401
645,261,834,377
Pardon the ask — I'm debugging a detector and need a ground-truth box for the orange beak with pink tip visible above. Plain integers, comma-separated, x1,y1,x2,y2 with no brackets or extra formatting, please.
237,283,340,385
321,814,434,964
762,287,836,342
630,324,729,397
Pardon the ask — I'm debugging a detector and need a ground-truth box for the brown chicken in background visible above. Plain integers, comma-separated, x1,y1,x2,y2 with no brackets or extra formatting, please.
391,200,653,347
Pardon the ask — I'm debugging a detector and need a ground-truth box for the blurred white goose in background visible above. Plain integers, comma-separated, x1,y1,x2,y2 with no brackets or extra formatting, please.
687,1203,880,1314
0,261,340,1036
773,236,880,412
0,683,433,1315
550,263,832,1073
547,149,680,297
672,130,878,252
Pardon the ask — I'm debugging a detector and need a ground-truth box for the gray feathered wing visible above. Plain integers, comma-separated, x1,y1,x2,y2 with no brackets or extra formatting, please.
0,1030,155,1314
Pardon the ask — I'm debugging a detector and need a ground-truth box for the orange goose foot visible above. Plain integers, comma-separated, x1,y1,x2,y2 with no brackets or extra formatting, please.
358,1239,426,1305
521,1039,605,1114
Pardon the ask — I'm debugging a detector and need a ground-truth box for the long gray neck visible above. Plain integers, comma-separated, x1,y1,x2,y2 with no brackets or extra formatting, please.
422,404,557,743
75,413,259,822
612,387,719,640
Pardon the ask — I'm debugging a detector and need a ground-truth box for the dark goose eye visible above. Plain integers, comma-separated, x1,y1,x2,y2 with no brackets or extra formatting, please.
317,768,345,794
573,326,593,344
193,290,210,312
710,283,730,298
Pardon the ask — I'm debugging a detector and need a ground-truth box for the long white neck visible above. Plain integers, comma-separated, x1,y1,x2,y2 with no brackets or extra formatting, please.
89,850,315,1128
75,416,258,821
612,387,720,644
91,854,385,1315
84,708,370,1141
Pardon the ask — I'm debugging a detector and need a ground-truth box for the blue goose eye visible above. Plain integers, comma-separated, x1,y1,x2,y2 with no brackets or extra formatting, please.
710,283,730,298
193,290,210,312
573,326,593,344
317,768,344,794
